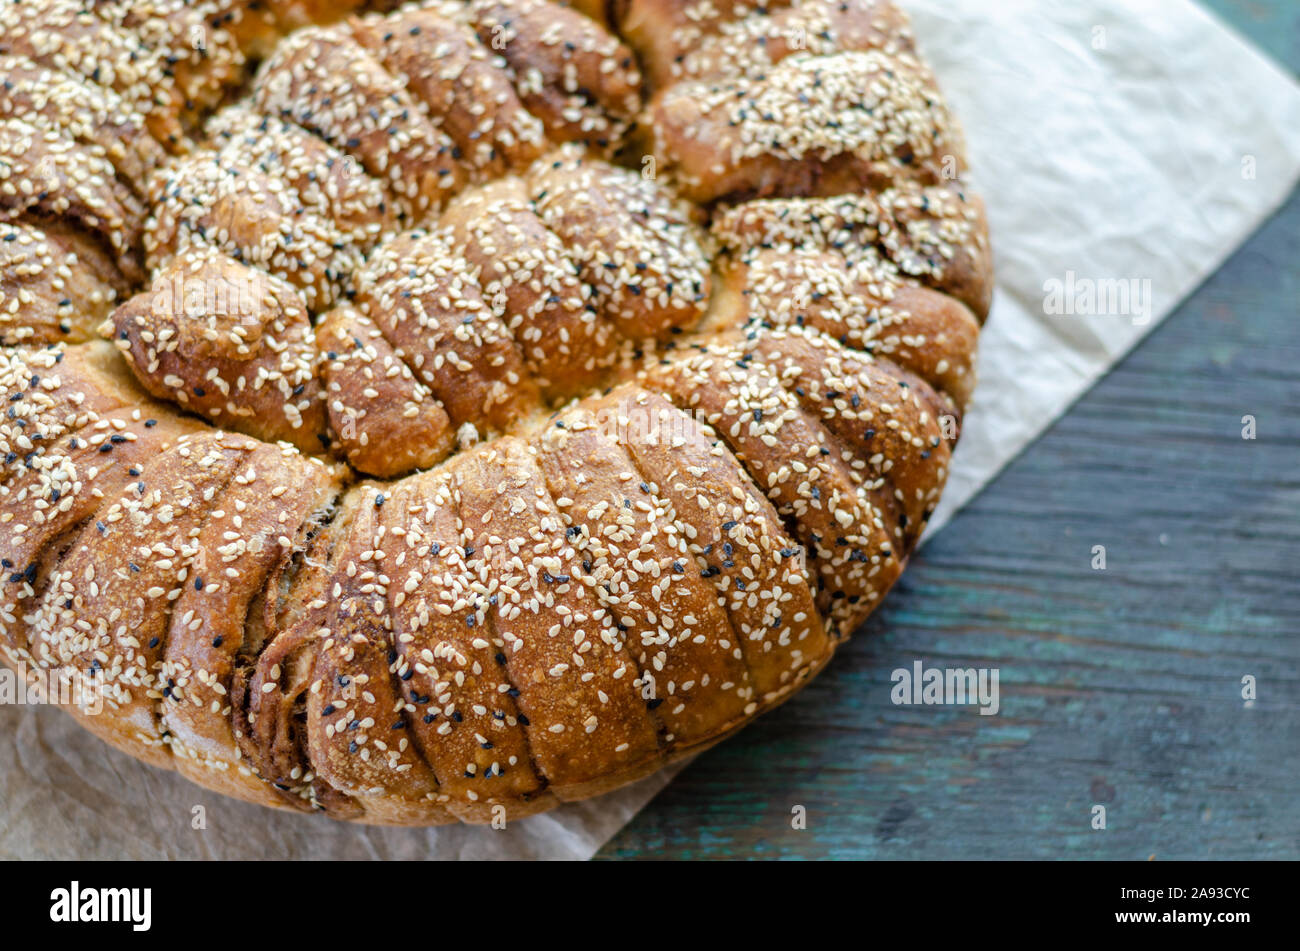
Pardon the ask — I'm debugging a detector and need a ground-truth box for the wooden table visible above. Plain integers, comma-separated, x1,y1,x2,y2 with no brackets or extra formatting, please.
597,0,1300,860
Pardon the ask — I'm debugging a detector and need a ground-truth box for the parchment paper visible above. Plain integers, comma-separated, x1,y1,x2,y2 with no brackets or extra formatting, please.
2,0,1297,860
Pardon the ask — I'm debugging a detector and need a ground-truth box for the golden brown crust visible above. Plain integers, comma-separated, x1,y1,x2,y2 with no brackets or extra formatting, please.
251,23,466,220
0,53,165,196
0,0,992,825
0,0,188,149
641,339,902,634
744,327,955,547
439,177,617,399
144,123,385,312
108,248,326,452
620,0,915,88
0,116,146,282
0,219,127,345
351,5,547,179
467,0,642,155
710,184,994,322
301,529,448,822
560,0,610,24
133,141,717,479
380,469,557,820
0,341,348,810
316,303,456,477
649,49,963,204
194,1,281,58
593,385,827,699
616,0,774,88
527,145,712,339
95,0,247,117
457,435,664,797
0,344,203,634
353,226,540,436
232,504,367,816
26,430,252,764
204,104,397,260
161,441,339,807
145,154,313,308
875,186,993,322
533,401,757,745
714,246,982,408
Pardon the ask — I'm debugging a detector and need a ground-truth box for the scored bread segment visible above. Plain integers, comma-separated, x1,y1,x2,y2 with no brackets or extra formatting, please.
351,4,548,179
648,49,963,204
619,0,916,88
440,178,617,401
24,432,249,766
643,338,909,634
534,401,757,746
381,468,558,821
0,117,147,282
709,184,994,323
466,0,643,154
594,385,828,701
352,227,540,435
0,220,129,345
161,442,340,808
0,0,188,148
526,145,712,340
108,248,327,453
317,303,457,477
251,23,467,219
0,52,165,198
456,435,664,800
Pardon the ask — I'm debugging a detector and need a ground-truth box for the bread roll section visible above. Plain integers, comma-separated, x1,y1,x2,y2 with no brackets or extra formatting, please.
108,248,326,452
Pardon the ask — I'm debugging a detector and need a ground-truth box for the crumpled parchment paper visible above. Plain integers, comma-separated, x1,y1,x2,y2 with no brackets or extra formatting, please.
2,0,1297,860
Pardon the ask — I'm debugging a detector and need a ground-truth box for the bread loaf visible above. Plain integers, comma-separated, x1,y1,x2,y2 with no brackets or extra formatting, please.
0,0,991,824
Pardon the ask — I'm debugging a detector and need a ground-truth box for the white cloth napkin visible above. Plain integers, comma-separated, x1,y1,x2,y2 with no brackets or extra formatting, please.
2,0,1297,860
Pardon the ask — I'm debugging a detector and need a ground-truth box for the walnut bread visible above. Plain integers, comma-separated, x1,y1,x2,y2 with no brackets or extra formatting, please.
0,0,991,825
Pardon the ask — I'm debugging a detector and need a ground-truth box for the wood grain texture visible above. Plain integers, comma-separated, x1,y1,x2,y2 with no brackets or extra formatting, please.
597,4,1300,859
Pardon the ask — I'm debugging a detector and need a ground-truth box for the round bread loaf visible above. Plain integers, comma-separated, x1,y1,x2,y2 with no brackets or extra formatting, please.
0,0,991,824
